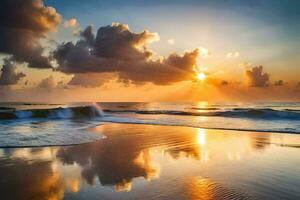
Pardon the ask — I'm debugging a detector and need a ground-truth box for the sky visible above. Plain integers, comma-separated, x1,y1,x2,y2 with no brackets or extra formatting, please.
0,0,299,102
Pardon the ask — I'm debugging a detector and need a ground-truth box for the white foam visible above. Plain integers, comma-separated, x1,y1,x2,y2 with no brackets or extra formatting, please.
0,120,104,147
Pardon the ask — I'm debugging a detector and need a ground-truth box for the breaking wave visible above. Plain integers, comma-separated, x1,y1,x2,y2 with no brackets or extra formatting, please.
0,106,103,120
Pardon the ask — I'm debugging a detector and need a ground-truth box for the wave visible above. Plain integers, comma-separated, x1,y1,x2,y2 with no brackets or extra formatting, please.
0,106,103,120
1,105,300,121
103,108,300,120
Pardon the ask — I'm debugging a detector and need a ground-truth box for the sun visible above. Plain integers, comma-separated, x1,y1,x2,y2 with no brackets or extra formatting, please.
197,72,206,81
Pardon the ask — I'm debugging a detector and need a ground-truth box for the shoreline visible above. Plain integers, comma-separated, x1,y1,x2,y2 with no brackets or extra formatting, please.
1,122,299,149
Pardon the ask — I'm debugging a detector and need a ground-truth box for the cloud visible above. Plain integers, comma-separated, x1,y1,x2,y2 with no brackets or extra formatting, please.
64,18,77,28
68,73,115,87
245,65,269,87
0,59,26,85
53,23,199,85
0,0,61,68
80,25,95,45
226,52,240,58
63,18,80,35
167,39,175,45
274,80,284,86
38,76,56,89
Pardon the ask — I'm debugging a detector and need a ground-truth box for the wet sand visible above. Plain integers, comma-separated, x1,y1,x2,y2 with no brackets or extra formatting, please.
0,123,299,200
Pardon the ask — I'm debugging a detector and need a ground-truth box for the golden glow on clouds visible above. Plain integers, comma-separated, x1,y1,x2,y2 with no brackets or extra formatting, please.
115,180,132,192
63,18,77,27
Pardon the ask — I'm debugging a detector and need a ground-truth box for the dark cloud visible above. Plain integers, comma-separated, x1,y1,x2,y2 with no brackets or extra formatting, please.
54,23,199,85
245,65,269,87
80,25,95,45
274,80,284,86
0,59,26,85
0,0,61,68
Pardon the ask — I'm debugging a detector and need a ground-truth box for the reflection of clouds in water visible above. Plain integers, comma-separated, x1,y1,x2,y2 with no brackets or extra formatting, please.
58,124,217,192
0,159,64,200
55,124,275,195
163,129,208,162
0,148,82,200
65,176,81,193
133,150,160,181
165,145,201,160
58,125,216,191
57,138,161,192
7,148,57,160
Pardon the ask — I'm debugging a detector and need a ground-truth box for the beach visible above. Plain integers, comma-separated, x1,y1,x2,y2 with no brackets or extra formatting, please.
1,123,299,200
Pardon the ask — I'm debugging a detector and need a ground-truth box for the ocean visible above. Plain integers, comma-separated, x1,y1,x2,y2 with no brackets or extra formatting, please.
0,102,300,147
0,102,300,199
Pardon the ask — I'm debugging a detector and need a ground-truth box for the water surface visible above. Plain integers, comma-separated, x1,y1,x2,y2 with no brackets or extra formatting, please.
0,123,299,200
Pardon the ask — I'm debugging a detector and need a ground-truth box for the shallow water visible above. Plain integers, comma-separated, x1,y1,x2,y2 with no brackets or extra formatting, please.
0,123,299,200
